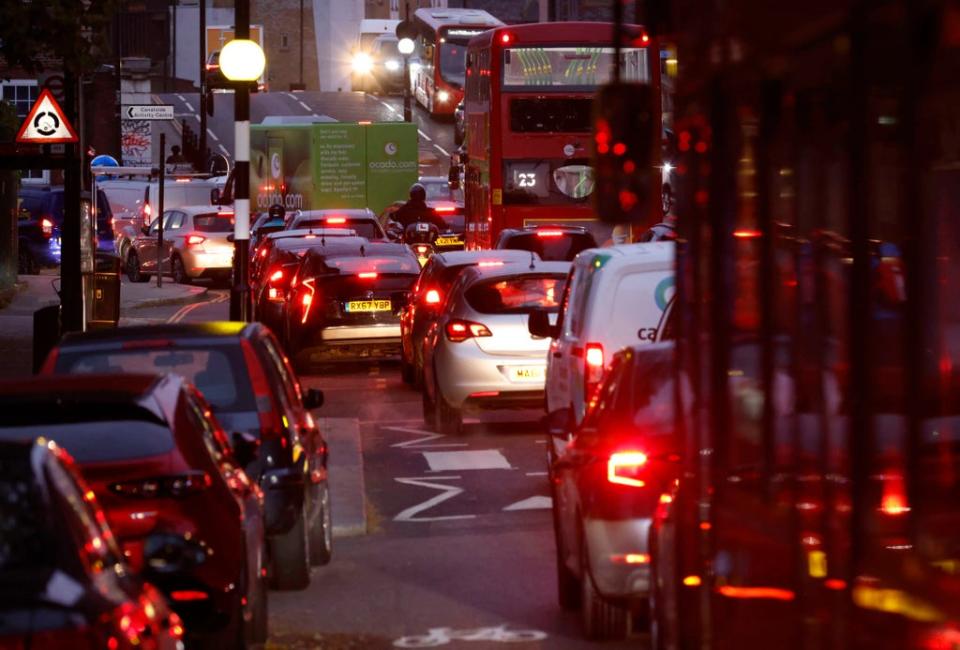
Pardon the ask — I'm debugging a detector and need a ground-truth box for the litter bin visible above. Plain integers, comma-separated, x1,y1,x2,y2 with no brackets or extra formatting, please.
88,252,121,330
33,304,61,373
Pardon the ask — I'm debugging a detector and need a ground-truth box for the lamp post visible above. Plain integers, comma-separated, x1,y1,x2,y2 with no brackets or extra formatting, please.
398,36,414,123
220,22,265,322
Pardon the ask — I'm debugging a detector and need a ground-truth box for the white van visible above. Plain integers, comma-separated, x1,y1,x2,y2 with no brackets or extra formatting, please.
99,178,221,262
541,242,675,425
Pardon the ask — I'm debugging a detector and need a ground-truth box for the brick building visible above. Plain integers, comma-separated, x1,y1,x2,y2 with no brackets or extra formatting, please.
252,0,320,91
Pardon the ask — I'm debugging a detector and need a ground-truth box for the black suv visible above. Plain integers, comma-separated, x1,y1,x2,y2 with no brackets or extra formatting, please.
494,224,597,261
18,187,114,273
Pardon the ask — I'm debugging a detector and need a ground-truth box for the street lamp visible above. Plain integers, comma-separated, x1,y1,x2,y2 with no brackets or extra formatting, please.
398,37,415,122
220,34,265,322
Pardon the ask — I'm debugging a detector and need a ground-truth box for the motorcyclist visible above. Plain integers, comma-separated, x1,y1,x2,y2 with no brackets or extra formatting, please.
392,183,448,233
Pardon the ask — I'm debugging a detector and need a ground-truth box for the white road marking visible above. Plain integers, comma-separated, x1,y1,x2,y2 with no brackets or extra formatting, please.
503,495,552,511
175,114,201,121
386,426,468,449
298,100,312,111
286,92,298,100
176,94,186,102
184,102,196,112
394,625,547,646
433,143,450,156
312,114,321,118
423,450,512,472
393,476,475,522
417,129,432,142
525,471,548,477
206,128,219,141
218,144,229,156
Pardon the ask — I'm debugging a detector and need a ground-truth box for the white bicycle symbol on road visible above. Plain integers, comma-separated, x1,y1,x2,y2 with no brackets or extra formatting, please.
393,624,548,647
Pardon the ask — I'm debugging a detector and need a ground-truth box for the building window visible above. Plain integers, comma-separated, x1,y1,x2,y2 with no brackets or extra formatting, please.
1,80,48,183
280,33,290,51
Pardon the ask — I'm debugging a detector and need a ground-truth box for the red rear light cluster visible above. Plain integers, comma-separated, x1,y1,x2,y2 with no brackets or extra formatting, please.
109,472,212,498
434,204,456,214
608,451,648,487
40,217,54,238
186,234,206,246
584,342,604,402
300,278,316,324
446,319,492,342
423,288,442,305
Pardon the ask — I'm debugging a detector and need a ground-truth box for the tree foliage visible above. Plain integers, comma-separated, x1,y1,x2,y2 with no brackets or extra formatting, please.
0,0,118,75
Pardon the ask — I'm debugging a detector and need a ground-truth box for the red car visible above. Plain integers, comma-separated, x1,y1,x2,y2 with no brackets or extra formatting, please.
0,374,268,648
0,438,184,650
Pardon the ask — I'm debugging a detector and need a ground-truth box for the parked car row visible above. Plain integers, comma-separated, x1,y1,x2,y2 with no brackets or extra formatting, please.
1,321,331,647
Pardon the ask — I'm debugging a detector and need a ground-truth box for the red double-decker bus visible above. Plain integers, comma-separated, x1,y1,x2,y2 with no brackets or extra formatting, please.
462,22,660,250
411,8,503,118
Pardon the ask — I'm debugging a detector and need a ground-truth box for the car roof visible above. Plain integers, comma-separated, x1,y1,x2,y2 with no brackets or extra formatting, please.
58,321,257,347
618,340,676,361
293,209,376,219
273,234,367,251
303,240,413,259
172,205,234,216
574,241,675,267
502,224,591,235
458,260,571,283
268,228,361,241
433,249,541,266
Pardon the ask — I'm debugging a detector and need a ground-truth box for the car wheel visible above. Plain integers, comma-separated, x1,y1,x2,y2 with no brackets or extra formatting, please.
581,538,628,640
309,481,333,566
126,251,150,283
18,247,37,275
422,381,437,429
171,254,189,284
269,503,310,591
434,376,462,436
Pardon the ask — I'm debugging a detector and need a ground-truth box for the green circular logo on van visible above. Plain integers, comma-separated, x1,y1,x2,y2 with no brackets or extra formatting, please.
655,276,675,311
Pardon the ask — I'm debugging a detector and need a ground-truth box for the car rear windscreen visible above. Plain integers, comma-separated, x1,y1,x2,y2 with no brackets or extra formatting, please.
57,347,256,412
295,218,381,239
0,420,174,463
193,214,234,232
0,460,56,570
465,274,567,314
500,232,596,261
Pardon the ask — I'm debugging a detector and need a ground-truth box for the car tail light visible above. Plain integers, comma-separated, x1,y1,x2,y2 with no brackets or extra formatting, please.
40,217,54,238
259,247,268,258
241,338,285,437
584,342,604,399
477,261,504,267
169,590,210,602
269,269,284,282
423,288,441,305
608,451,648,487
445,319,492,342
39,346,59,374
186,234,205,246
109,472,212,498
414,244,431,255
434,204,456,213
537,229,564,238
300,278,316,324
325,217,347,224
358,271,378,279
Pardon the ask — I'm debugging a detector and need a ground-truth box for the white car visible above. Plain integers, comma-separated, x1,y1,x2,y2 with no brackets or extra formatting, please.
532,242,675,426
422,260,571,434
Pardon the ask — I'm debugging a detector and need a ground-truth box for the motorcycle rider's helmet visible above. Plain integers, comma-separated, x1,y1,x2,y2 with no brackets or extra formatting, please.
409,183,427,202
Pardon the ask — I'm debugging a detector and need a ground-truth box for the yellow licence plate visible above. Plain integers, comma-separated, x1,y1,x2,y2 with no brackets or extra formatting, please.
345,300,392,313
510,365,545,382
435,236,462,247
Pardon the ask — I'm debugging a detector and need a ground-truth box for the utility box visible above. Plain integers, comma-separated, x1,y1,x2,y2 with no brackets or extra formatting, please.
87,253,121,330
250,121,418,216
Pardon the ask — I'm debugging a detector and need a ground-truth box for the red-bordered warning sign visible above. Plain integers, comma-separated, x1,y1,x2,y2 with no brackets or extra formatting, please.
15,89,78,144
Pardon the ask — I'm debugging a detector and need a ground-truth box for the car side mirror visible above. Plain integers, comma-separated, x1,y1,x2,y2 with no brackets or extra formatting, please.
231,431,260,466
543,407,574,438
303,387,324,410
528,309,558,339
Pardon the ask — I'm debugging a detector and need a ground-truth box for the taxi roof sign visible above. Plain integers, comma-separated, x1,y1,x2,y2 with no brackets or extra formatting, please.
16,89,78,144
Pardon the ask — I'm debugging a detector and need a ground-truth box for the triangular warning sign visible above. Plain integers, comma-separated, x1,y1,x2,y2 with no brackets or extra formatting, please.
16,89,78,144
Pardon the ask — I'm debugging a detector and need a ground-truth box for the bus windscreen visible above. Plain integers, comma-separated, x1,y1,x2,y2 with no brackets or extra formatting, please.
502,47,649,89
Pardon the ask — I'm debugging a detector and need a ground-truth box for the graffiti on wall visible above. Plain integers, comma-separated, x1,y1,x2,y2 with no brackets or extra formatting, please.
121,120,151,166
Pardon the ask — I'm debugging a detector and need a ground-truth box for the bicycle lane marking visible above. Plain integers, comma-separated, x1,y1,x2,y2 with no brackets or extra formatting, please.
393,624,548,647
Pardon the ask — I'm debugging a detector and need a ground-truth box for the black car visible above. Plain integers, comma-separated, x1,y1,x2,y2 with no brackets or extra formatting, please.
285,241,421,364
494,224,598,262
43,321,330,591
18,187,114,273
286,208,387,240
0,438,184,649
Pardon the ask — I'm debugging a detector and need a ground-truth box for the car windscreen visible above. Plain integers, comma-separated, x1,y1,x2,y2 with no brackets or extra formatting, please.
0,419,174,463
465,273,567,314
441,214,466,231
422,181,452,201
295,219,381,239
310,254,420,276
314,272,418,299
500,232,596,261
57,347,256,412
193,214,234,232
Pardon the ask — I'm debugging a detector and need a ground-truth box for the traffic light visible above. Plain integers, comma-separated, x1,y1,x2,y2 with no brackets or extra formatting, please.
592,83,659,224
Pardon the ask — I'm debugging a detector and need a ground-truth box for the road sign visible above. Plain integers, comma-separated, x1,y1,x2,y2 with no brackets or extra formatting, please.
125,105,175,120
15,89,78,144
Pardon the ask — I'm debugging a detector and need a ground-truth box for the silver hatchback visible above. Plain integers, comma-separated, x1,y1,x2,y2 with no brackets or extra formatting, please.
421,260,570,434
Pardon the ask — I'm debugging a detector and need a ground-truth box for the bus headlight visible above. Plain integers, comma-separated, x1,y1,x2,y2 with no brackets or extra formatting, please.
352,53,373,74
437,90,450,103
385,59,401,72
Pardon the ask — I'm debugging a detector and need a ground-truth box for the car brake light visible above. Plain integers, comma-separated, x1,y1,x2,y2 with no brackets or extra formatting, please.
109,472,212,498
259,247,268,258
608,451,648,487
424,288,441,304
300,278,316,324
358,271,378,279
446,319,492,342
434,204,456,213
537,229,564,237
170,590,210,602
584,342,604,401
269,269,284,282
186,234,205,246
325,217,347,224
477,261,504,267
241,338,285,437
40,217,54,238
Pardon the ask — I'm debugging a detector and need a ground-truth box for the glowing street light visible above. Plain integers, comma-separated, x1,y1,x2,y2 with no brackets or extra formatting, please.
219,39,266,82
